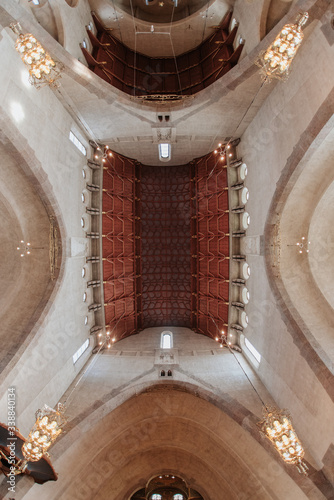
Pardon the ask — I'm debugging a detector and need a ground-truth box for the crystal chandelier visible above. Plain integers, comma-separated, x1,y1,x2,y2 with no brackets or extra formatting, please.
258,406,308,474
22,404,66,464
0,403,66,475
218,331,308,474
10,23,63,89
255,12,309,82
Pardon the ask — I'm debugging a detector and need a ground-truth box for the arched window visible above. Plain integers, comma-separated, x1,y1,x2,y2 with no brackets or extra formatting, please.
174,495,184,500
161,331,173,349
151,495,162,500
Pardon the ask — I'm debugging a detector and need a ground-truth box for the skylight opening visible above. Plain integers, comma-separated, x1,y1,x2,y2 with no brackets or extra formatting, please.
69,131,87,156
73,339,89,364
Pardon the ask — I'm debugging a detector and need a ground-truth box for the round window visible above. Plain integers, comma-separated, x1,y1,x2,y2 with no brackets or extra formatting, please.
241,187,249,205
241,287,250,304
239,162,248,180
241,311,249,328
242,212,250,229
242,262,251,280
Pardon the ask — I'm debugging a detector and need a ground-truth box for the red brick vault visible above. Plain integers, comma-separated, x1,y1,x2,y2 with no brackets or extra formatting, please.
102,151,230,341
140,164,192,328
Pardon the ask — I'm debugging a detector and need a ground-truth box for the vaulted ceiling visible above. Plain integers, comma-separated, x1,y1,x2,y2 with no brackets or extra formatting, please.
102,147,231,341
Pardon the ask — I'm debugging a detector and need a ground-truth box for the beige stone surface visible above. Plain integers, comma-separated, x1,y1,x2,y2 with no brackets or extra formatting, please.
0,0,333,498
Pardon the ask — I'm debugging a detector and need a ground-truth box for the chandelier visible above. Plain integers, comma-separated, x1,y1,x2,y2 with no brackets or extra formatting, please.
255,12,309,82
258,406,308,474
287,236,310,254
10,23,63,89
218,331,308,474
22,404,66,463
93,144,113,164
17,240,31,257
0,403,66,475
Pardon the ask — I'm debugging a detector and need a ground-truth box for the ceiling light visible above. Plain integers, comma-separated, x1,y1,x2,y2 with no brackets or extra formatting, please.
17,240,31,257
218,332,308,474
288,236,310,254
10,23,63,89
0,404,66,475
256,12,309,83
258,408,308,473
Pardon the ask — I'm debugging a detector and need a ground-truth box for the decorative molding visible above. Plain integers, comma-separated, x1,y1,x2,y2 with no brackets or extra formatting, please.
154,349,179,366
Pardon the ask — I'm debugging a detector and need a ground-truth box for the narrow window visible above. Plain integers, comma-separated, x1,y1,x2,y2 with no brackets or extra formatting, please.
161,331,173,349
73,339,89,364
159,143,171,162
244,337,261,364
69,131,87,156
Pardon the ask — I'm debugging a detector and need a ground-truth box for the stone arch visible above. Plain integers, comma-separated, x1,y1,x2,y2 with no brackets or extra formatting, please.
26,381,320,500
264,90,334,400
0,118,64,378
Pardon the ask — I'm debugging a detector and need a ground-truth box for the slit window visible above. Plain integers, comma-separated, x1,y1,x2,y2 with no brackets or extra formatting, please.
69,131,87,156
73,339,89,364
244,338,261,364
